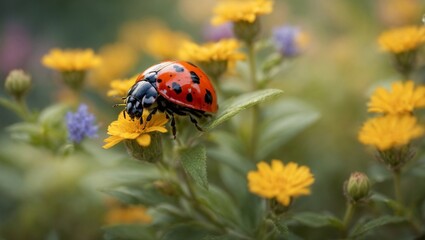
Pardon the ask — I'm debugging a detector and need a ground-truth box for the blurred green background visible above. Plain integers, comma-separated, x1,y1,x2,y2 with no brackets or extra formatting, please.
1,0,424,239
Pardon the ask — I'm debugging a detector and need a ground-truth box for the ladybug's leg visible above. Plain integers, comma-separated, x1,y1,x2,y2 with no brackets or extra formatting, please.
170,113,177,139
146,108,158,122
188,114,203,132
143,108,158,129
164,109,177,139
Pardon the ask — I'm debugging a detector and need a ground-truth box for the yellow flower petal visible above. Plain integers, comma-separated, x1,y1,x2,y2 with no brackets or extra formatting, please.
358,114,424,151
103,110,169,149
378,25,425,53
42,48,101,72
136,134,151,147
247,159,314,206
211,0,273,25
103,135,124,149
368,80,425,114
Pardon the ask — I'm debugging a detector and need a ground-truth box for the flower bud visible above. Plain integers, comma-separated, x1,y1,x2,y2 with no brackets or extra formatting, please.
233,19,260,44
124,132,163,163
344,172,371,203
4,69,31,100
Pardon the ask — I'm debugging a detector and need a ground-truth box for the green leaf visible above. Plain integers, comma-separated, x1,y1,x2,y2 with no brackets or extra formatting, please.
256,98,320,160
38,103,69,125
292,212,343,229
202,235,234,240
349,215,405,238
103,184,177,206
103,224,156,240
198,185,240,227
161,222,216,240
370,193,402,213
205,89,283,130
179,145,208,189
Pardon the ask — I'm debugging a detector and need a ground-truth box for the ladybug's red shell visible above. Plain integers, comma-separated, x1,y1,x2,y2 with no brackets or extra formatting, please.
136,61,218,113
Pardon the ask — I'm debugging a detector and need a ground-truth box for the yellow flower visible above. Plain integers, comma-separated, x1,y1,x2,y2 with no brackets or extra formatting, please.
368,80,425,114
103,111,168,149
105,205,152,225
107,75,137,97
358,114,424,151
247,160,314,206
91,43,138,89
142,26,190,60
179,39,245,64
42,48,101,72
211,0,273,25
378,26,425,54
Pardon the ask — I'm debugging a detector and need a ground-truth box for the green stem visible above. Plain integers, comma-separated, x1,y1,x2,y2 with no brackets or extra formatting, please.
342,203,355,231
181,169,227,232
392,170,403,213
16,97,31,121
391,170,423,234
247,42,259,162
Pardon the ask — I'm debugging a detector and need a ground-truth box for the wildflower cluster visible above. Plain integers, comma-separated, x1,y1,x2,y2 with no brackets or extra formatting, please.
355,23,425,236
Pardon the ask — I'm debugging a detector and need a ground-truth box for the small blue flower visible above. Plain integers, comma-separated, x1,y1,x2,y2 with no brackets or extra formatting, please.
272,25,308,57
65,104,98,143
203,22,234,42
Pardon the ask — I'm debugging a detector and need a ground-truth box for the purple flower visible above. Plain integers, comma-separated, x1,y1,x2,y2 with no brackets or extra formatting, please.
272,25,307,57
203,22,234,42
65,104,98,143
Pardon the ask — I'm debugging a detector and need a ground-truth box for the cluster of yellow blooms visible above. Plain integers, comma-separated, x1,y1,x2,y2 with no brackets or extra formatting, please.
359,80,425,151
359,26,425,152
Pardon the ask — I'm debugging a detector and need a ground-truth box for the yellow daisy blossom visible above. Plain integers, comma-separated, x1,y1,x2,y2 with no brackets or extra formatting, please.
103,111,168,149
91,43,138,89
179,39,245,78
42,48,101,72
211,0,273,25
378,25,425,54
105,205,152,225
247,160,314,206
368,80,425,114
358,114,424,151
142,27,190,60
107,75,137,97
179,39,245,64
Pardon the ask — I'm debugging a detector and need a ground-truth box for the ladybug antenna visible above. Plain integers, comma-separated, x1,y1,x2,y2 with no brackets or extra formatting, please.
113,103,126,108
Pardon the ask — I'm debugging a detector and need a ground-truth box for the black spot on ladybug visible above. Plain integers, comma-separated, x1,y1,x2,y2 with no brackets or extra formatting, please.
169,74,173,77
190,71,200,84
172,82,182,94
186,93,193,102
173,65,184,72
157,79,162,83
204,89,213,105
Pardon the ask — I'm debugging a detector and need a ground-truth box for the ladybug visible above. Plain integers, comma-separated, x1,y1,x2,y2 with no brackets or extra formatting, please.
124,61,218,138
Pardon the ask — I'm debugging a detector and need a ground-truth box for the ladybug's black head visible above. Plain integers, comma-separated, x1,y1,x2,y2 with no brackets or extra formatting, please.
125,80,158,119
